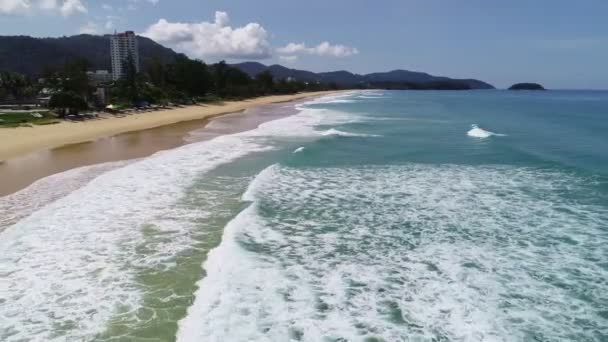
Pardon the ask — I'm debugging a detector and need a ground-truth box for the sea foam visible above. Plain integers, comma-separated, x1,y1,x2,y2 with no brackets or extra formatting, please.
467,124,505,138
319,128,380,137
0,92,364,341
0,160,132,231
177,164,608,341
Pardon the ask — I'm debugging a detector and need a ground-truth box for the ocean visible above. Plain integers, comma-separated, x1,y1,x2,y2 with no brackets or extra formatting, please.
1,90,607,341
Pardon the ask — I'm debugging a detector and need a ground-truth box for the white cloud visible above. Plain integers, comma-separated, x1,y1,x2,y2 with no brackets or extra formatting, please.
79,20,99,34
0,0,87,16
60,0,86,16
279,55,298,63
277,42,306,55
101,3,112,10
125,0,157,11
0,0,30,14
104,15,119,30
277,41,359,57
142,11,272,60
77,15,118,34
39,0,57,10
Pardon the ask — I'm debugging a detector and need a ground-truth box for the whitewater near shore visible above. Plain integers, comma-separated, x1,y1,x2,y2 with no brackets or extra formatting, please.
0,91,340,161
1,90,607,341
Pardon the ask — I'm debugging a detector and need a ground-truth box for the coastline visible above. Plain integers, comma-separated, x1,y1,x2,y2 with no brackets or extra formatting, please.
0,90,344,197
0,91,341,162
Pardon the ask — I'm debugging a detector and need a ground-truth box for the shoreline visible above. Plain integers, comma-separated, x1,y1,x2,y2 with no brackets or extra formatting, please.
0,91,341,162
0,91,342,197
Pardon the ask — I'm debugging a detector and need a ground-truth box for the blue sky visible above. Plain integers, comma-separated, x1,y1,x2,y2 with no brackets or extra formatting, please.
1,0,607,89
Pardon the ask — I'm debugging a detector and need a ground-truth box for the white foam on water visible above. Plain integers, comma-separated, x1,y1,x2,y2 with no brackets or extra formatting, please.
0,91,362,341
323,99,356,104
293,147,305,154
318,128,380,138
467,124,505,138
0,160,132,232
358,90,385,97
356,91,386,99
177,164,608,341
0,91,365,341
0,137,271,341
296,91,360,109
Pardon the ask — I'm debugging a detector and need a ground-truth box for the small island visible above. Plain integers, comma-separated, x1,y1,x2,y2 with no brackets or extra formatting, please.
508,83,545,90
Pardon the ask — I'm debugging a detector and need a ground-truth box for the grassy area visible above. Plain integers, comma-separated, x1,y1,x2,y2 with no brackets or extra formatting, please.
0,111,61,128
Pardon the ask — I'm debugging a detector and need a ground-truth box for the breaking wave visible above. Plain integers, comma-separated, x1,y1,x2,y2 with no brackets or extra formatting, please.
177,164,607,341
467,124,506,138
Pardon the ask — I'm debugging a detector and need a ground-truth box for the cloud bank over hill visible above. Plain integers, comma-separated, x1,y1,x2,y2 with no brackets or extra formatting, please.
0,3,359,63
142,11,359,62
142,11,272,60
277,42,359,58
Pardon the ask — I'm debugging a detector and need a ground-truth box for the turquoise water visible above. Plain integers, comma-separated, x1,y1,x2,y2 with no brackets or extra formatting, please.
1,90,607,341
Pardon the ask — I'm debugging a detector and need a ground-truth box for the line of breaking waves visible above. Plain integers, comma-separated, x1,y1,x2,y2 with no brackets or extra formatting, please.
0,92,366,341
177,163,608,342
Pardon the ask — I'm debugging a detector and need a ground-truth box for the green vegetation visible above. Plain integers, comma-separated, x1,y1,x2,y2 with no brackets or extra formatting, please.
0,111,59,127
109,56,336,106
0,71,39,104
42,59,93,116
508,83,545,90
48,91,88,117
1,53,341,121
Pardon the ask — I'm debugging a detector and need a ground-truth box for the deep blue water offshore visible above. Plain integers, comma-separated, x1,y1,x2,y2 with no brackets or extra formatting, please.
1,90,607,341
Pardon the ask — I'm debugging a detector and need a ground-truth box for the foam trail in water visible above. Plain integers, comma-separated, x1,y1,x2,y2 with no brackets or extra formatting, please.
293,147,305,153
319,128,380,137
0,160,132,232
357,91,386,99
298,91,360,107
467,124,505,138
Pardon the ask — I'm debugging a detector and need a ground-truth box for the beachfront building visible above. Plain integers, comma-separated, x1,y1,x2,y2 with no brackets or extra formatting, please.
110,31,140,80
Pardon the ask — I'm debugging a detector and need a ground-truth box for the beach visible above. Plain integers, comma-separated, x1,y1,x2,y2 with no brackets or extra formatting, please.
0,91,339,196
0,91,338,162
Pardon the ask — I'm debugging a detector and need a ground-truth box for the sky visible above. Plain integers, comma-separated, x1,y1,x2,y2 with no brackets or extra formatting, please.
1,0,607,89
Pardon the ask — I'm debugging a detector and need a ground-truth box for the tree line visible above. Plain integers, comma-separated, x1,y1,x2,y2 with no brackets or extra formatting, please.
1,55,341,114
0,71,38,105
113,56,340,105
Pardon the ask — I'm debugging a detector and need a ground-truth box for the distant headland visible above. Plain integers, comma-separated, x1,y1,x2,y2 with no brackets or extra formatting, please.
508,83,545,90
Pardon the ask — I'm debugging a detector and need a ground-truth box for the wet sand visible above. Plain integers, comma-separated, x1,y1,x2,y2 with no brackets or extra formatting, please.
0,98,304,197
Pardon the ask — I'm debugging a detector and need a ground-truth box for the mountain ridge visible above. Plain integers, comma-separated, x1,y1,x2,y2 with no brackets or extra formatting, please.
231,61,494,89
0,34,180,76
0,34,494,89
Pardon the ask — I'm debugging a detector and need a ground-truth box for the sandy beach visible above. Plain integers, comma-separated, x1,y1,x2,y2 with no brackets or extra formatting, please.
0,91,341,196
0,91,339,162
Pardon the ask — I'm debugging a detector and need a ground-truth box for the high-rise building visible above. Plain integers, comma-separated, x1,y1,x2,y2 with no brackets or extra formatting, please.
110,31,140,80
